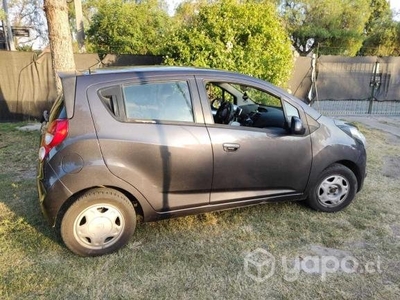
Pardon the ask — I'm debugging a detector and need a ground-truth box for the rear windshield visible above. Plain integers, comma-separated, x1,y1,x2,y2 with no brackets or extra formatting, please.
49,94,67,121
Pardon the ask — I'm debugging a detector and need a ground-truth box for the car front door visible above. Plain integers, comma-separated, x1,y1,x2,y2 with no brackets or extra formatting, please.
196,76,313,203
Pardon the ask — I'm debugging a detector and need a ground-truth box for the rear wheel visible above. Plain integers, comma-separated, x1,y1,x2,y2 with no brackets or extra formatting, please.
61,188,136,256
307,164,357,212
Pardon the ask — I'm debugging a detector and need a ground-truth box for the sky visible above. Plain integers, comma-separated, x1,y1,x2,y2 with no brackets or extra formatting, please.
390,0,400,10
165,0,182,15
166,0,400,18
23,0,400,50
389,0,400,20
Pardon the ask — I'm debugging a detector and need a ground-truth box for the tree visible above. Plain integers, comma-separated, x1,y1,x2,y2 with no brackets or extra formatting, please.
173,0,207,24
359,0,400,56
44,0,76,94
0,10,6,48
282,0,371,56
66,0,86,53
8,0,48,49
164,0,293,86
86,0,172,56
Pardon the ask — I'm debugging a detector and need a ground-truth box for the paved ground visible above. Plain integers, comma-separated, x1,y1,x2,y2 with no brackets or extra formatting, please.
18,123,41,131
337,116,400,179
337,116,400,138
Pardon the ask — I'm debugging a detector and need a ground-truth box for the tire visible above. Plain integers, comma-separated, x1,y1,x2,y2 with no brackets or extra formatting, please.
306,164,357,212
61,188,136,256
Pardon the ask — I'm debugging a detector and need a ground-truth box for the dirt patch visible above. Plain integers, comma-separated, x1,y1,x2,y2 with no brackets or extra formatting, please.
386,134,400,145
290,245,355,274
382,156,400,179
390,225,400,239
309,245,352,258
20,169,36,180
345,240,370,250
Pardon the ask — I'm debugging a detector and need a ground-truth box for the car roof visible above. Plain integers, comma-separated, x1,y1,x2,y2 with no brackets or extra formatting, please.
79,66,249,79
87,66,200,75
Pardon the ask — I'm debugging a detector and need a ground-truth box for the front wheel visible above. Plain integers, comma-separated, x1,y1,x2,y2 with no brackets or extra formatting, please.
61,188,136,256
306,164,357,212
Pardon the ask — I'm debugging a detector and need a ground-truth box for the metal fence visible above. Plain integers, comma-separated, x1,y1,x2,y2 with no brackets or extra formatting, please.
290,56,400,116
311,100,400,116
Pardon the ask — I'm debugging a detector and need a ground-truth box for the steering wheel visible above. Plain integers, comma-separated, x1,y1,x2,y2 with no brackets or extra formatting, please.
215,101,235,124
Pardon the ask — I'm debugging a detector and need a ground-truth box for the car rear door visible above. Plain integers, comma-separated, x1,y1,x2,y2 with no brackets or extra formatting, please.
86,74,213,212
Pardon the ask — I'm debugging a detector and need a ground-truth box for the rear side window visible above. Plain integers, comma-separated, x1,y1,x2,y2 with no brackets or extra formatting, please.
122,81,194,123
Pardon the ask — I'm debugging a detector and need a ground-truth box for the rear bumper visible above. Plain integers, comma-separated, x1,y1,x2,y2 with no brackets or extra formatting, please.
37,161,72,226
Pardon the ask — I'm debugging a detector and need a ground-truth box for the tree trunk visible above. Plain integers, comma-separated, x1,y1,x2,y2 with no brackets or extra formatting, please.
44,0,76,95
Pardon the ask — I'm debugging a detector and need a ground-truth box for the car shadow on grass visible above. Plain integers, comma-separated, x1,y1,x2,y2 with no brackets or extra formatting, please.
0,165,66,255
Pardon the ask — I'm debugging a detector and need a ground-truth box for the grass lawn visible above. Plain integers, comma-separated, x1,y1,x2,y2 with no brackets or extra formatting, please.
0,122,399,299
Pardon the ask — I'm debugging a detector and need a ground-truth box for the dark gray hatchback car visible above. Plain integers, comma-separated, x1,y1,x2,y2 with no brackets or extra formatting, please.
37,67,366,256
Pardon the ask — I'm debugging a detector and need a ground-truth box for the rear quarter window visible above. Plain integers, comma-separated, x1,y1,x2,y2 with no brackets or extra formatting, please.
98,85,123,119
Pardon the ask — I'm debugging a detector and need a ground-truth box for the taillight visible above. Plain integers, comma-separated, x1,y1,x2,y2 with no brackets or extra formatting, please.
39,119,69,161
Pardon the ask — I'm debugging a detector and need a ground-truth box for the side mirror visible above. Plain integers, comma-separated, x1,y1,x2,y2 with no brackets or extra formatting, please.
291,116,305,135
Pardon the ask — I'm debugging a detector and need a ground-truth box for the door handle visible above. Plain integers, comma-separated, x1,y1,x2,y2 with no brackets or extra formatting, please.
223,143,240,152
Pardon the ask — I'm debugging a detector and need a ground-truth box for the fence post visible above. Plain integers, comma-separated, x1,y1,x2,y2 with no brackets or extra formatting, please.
368,61,380,114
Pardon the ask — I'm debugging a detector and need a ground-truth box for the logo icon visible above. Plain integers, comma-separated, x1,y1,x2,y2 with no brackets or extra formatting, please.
244,248,276,282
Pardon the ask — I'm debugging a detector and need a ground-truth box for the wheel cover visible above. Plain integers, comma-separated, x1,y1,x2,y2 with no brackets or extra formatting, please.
317,175,349,208
73,203,125,250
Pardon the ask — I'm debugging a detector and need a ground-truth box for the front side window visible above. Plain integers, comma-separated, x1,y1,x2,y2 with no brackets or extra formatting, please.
123,81,194,123
206,83,235,104
283,101,300,119
205,81,285,129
